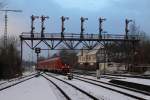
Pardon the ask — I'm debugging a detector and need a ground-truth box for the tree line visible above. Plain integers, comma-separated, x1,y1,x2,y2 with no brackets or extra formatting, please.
0,36,22,79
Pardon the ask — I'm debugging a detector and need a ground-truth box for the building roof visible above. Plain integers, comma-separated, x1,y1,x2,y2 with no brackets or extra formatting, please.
77,49,89,56
77,45,104,56
87,50,98,55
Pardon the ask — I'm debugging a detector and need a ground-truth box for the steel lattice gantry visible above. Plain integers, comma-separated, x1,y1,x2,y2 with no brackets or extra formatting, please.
20,32,140,60
19,15,141,71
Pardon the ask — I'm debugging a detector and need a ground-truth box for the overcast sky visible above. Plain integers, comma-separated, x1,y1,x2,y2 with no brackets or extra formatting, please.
0,0,150,60
0,0,150,36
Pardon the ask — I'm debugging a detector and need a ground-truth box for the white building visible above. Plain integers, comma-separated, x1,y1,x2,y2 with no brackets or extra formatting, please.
77,46,126,73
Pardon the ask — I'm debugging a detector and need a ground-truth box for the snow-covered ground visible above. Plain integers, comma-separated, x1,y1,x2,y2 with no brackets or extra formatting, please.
81,74,150,87
48,73,141,100
0,72,37,90
76,76,150,99
1,72,150,100
76,74,111,83
44,74,93,100
68,73,150,99
0,80,7,85
22,71,35,76
0,76,61,100
0,71,36,85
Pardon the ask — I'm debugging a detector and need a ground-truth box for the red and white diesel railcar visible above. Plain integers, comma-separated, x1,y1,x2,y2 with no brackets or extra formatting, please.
37,57,70,74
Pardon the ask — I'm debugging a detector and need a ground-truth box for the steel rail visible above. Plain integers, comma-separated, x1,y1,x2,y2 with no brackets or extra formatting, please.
0,73,38,91
74,76,147,100
41,74,71,100
45,73,99,100
74,75,150,95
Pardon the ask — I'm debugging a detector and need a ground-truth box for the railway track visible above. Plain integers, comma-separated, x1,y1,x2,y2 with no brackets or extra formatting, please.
41,74,71,100
74,75,150,95
0,72,38,86
105,74,150,79
0,72,39,91
73,71,150,80
0,81,8,86
73,71,120,80
43,73,99,100
74,75,150,100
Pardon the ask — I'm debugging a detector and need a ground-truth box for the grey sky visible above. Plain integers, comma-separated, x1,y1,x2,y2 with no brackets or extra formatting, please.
0,0,149,36
0,0,149,60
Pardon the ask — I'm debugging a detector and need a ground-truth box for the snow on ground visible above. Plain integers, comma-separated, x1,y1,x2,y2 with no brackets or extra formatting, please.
0,76,59,100
0,80,6,84
44,74,93,100
76,74,111,83
1,72,150,100
78,74,150,86
0,72,36,89
0,71,37,87
22,71,36,76
50,73,137,100
0,75,35,89
74,74,150,99
78,76,150,99
144,70,150,75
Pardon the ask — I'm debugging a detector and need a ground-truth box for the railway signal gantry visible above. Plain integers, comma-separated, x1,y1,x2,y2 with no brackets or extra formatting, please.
20,15,141,72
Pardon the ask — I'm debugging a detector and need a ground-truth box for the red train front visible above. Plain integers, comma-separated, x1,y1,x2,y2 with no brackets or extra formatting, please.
36,57,70,74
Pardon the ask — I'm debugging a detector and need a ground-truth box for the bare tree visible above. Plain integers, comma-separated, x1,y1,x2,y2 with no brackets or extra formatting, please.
129,21,140,35
129,21,150,65
59,48,77,68
0,36,22,79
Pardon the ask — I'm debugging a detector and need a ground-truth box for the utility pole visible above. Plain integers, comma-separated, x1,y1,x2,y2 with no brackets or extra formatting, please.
0,9,22,48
